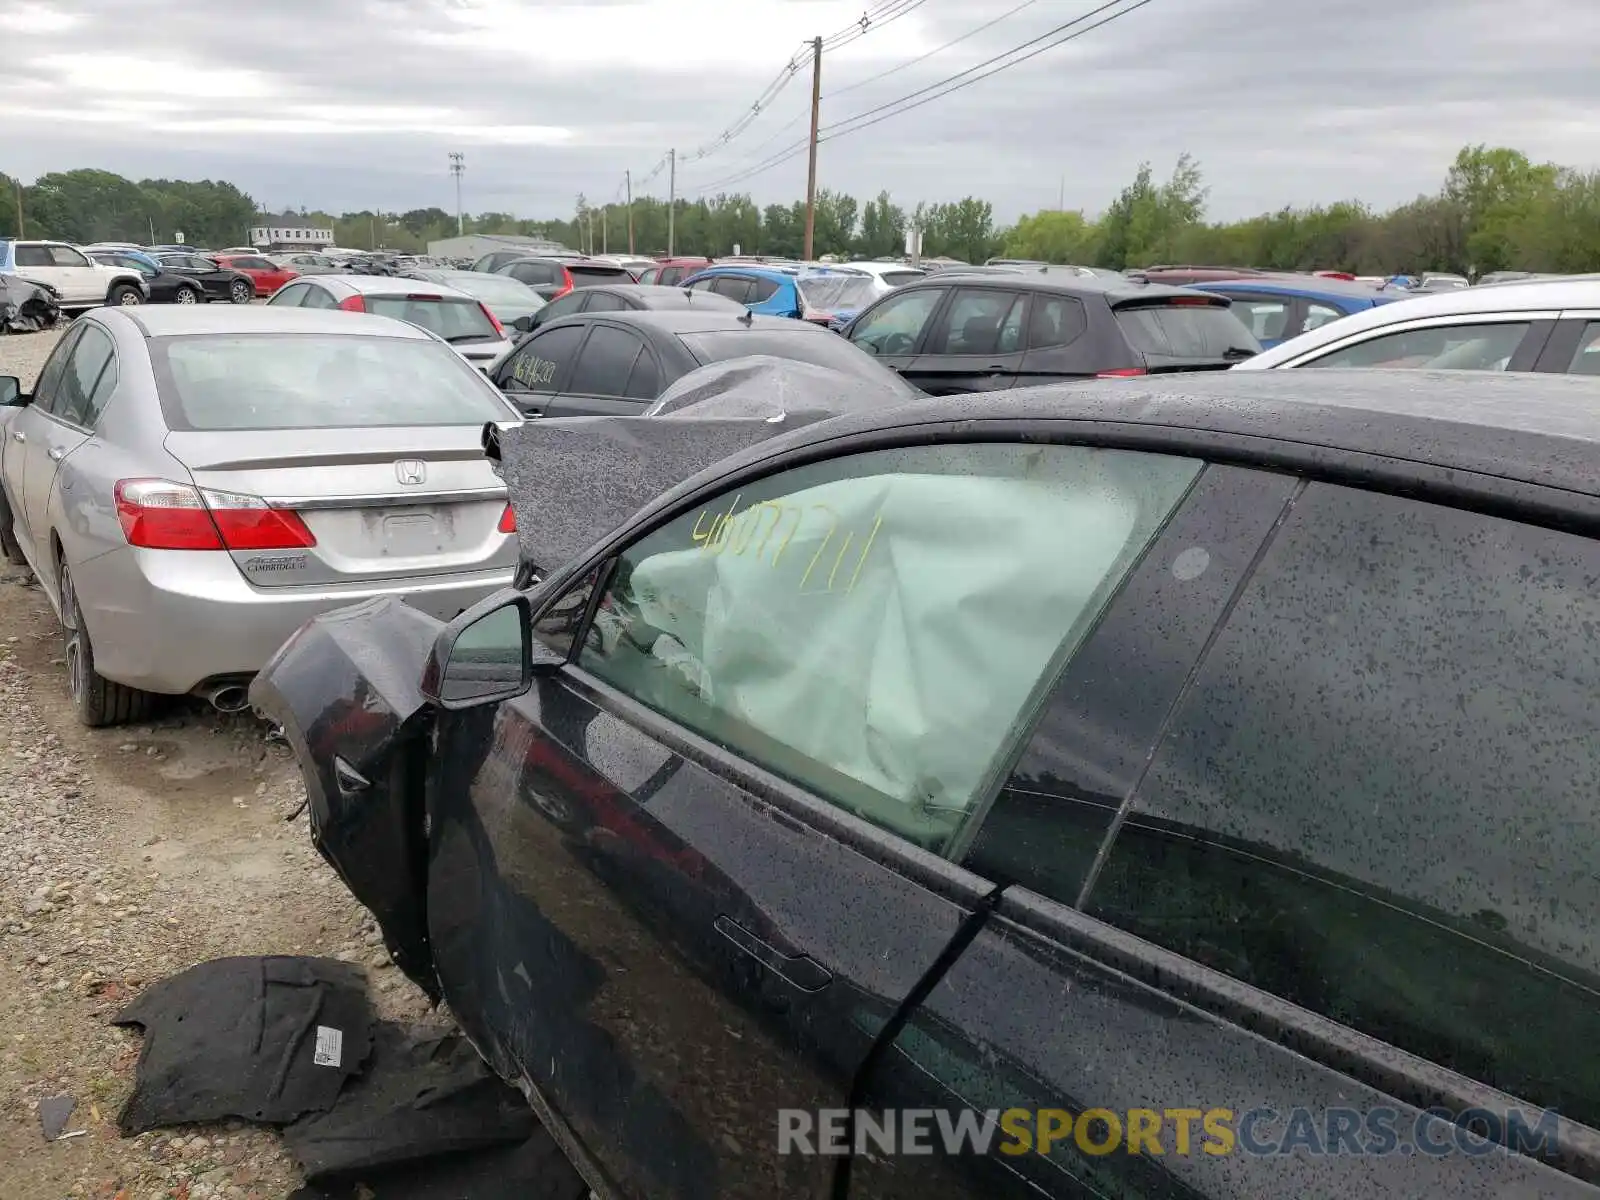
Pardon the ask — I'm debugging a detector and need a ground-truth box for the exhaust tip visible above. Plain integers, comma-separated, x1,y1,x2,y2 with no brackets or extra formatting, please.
200,683,251,714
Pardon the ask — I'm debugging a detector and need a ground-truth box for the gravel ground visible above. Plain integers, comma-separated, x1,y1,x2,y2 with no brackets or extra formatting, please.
3,322,67,388
0,321,448,1198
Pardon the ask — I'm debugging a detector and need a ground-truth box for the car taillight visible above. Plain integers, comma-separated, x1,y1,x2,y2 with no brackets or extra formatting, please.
498,504,517,534
1097,367,1147,378
551,269,573,299
478,302,506,339
114,479,317,551
338,294,366,312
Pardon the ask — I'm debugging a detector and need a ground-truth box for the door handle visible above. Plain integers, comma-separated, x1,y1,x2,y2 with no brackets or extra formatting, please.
11,432,23,443
714,915,832,992
985,365,1008,373
47,447,64,462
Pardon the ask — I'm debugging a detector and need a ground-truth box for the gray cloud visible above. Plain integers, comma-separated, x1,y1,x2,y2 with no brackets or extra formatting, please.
4,0,1598,223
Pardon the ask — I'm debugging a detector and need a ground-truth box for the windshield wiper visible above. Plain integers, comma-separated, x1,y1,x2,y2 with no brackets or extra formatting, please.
444,333,494,343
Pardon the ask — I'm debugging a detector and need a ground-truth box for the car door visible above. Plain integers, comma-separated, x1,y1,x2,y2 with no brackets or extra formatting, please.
540,322,660,417
852,472,1600,1199
19,322,113,575
904,287,1028,395
4,324,82,553
489,322,588,416
424,438,1202,1199
844,286,946,379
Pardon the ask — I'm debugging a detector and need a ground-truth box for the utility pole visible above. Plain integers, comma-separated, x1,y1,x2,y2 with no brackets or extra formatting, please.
667,149,676,258
11,179,23,239
626,170,634,254
803,35,823,261
449,152,465,235
602,203,608,255
1058,176,1065,211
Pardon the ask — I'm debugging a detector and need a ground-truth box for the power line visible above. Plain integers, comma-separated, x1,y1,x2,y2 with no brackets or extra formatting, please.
684,0,1155,195
820,0,933,50
828,0,1042,99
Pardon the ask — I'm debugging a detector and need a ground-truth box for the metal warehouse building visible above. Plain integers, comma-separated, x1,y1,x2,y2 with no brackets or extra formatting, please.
425,233,570,260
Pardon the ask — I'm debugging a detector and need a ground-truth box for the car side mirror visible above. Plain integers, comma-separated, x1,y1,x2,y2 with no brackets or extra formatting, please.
510,314,534,333
0,377,28,407
419,590,563,709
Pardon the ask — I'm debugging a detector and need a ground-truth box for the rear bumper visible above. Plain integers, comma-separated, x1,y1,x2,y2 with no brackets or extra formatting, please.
73,546,512,695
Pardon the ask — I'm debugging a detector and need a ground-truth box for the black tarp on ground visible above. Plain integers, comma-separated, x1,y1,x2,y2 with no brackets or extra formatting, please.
282,1023,538,1180
112,956,375,1133
285,1132,589,1200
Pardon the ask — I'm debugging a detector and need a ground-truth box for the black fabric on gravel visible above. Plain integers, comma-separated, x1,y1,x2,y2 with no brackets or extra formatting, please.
111,956,374,1134
284,1128,590,1200
282,1023,538,1181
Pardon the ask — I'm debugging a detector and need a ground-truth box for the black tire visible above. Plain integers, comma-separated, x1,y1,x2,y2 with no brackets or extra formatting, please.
60,562,157,727
107,283,143,307
229,278,254,304
174,286,200,305
0,488,25,566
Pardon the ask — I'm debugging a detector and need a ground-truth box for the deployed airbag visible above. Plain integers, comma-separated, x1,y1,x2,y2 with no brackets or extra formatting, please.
111,956,375,1133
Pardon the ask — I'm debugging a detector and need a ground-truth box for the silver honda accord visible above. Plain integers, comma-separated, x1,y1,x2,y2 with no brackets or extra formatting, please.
0,305,523,726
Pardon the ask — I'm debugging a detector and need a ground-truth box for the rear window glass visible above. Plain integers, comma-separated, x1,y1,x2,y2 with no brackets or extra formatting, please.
678,330,919,395
1115,302,1260,359
361,295,499,342
151,335,514,431
568,266,635,288
797,276,879,311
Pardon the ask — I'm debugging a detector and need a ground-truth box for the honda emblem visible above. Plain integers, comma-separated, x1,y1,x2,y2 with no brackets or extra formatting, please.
394,460,427,486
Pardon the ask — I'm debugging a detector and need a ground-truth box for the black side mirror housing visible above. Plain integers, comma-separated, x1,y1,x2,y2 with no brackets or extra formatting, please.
419,589,563,709
0,377,28,407
510,314,534,333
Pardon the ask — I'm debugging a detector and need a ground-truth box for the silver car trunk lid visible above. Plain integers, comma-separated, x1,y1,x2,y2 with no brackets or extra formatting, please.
164,425,515,588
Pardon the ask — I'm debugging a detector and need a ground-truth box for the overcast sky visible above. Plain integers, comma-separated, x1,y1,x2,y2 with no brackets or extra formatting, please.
4,0,1598,224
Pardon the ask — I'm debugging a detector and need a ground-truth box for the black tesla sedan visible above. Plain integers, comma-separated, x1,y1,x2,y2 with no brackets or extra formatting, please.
254,368,1600,1200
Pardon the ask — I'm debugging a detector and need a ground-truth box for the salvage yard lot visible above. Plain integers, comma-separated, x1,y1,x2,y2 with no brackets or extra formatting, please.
0,327,438,1199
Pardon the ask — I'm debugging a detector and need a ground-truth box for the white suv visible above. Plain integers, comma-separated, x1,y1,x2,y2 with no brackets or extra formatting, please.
3,240,149,309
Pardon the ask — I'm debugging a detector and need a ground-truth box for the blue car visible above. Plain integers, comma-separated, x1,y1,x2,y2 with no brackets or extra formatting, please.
679,265,879,330
680,264,805,318
1187,277,1408,349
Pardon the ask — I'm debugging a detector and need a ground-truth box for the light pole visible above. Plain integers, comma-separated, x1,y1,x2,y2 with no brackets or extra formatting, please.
449,152,465,235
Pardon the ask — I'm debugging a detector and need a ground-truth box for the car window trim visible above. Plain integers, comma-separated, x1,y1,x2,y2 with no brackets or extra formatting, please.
564,320,645,398
50,322,116,432
989,882,1600,1174
1282,310,1560,368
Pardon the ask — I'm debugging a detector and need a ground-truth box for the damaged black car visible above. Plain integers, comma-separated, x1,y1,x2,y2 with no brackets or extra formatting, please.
253,367,1600,1200
0,272,62,333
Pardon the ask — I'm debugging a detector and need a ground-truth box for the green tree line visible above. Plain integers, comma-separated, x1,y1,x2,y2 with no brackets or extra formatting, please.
6,145,1598,275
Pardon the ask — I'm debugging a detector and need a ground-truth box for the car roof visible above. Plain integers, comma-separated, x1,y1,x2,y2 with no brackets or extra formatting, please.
1242,277,1600,366
109,304,432,339
571,283,738,308
1189,277,1400,303
686,264,799,282
900,272,1216,304
674,369,1600,507
311,275,477,298
544,309,829,336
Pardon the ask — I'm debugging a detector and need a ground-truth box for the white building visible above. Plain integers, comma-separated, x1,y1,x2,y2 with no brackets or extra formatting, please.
249,212,335,252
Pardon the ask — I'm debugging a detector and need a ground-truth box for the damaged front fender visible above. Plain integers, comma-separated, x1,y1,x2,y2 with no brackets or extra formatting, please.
250,597,445,999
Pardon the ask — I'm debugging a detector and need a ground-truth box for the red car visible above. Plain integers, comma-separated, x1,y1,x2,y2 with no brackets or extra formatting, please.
635,256,711,286
211,253,298,297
